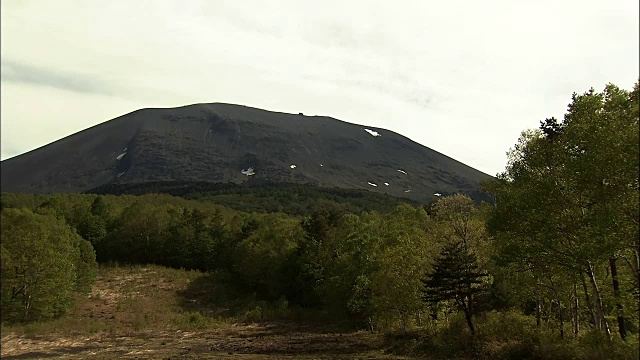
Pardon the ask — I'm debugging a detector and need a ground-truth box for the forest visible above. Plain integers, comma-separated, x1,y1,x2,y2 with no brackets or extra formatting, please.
1,82,638,359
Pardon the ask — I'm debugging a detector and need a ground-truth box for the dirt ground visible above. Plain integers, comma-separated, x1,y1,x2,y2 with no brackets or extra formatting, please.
1,323,408,359
1,266,412,359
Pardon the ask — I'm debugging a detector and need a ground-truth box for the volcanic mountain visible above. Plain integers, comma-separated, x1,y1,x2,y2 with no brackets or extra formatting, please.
0,103,491,203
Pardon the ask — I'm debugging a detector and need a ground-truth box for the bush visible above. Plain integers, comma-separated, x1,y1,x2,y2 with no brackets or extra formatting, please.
242,306,263,323
172,311,211,329
576,330,639,360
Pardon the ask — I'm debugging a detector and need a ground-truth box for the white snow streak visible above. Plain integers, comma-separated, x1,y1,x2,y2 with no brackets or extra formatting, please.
368,182,378,187
384,182,389,186
241,167,255,176
290,164,297,169
116,152,126,160
364,129,381,137
397,169,407,175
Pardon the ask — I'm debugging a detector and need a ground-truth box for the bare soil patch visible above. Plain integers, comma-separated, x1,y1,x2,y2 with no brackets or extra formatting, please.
2,324,407,359
1,266,411,359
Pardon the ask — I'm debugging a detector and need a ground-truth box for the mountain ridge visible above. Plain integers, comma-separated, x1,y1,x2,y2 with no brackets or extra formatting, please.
1,102,492,203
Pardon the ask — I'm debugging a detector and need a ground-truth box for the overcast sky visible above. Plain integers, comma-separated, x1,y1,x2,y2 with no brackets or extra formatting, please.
1,0,638,175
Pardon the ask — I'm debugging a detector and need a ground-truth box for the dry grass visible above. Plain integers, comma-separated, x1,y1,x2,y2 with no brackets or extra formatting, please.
1,265,407,359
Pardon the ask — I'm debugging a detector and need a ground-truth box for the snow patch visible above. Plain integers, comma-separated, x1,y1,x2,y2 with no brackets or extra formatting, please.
384,182,389,186
364,128,381,137
320,164,323,167
117,171,125,178
241,167,255,176
122,147,128,152
368,182,378,187
116,152,126,160
404,189,411,193
434,193,442,197
290,164,297,169
397,169,407,175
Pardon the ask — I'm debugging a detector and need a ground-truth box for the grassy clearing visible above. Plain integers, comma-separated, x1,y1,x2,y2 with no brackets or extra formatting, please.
1,264,399,360
4,264,220,336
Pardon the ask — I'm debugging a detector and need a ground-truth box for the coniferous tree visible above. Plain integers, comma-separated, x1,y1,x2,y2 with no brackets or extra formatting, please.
422,241,488,335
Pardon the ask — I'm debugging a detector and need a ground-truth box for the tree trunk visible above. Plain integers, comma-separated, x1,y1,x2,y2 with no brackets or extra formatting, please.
22,286,30,321
581,272,598,329
573,283,579,336
634,248,640,291
402,313,408,334
536,298,542,327
558,299,564,339
609,257,627,340
546,300,552,325
587,262,611,339
463,309,476,335
547,277,565,339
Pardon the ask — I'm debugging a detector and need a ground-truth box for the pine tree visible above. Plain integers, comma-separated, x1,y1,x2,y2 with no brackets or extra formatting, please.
422,241,488,335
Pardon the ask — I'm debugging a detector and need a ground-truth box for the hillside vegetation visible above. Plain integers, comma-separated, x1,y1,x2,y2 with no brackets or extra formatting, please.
1,82,638,359
86,181,423,216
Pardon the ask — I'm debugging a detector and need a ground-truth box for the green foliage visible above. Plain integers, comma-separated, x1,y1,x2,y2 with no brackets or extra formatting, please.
485,81,639,340
422,240,488,335
74,236,98,294
1,208,97,323
231,213,303,299
371,205,436,332
286,204,346,307
422,241,487,304
86,181,416,216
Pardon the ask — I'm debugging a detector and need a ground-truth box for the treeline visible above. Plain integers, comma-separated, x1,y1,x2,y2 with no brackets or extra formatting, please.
2,191,481,330
85,181,422,215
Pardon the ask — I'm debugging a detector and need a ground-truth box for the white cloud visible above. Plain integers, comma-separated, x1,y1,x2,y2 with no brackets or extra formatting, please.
1,0,638,175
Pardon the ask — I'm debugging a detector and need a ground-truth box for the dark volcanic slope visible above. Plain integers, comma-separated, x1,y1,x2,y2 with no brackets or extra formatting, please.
0,103,491,202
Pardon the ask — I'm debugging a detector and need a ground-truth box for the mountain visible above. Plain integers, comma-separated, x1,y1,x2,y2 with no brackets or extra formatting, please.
0,103,492,203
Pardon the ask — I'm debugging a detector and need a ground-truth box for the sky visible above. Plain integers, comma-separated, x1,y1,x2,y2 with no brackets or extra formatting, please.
1,0,638,176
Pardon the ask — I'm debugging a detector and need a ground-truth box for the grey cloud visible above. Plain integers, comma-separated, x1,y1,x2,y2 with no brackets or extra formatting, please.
1,60,113,95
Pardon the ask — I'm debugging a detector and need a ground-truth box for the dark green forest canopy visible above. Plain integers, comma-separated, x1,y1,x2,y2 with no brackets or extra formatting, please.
84,181,428,215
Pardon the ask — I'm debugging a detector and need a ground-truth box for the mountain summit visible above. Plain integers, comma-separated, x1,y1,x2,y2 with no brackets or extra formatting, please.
1,103,491,202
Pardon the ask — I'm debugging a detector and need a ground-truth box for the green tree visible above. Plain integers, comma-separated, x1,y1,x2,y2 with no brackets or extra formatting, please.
101,202,172,263
422,241,488,335
232,213,303,299
287,205,345,307
371,204,437,332
485,82,639,340
1,208,97,322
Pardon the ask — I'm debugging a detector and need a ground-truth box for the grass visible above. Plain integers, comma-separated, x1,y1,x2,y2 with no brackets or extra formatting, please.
2,264,399,359
381,311,640,360
4,264,212,336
